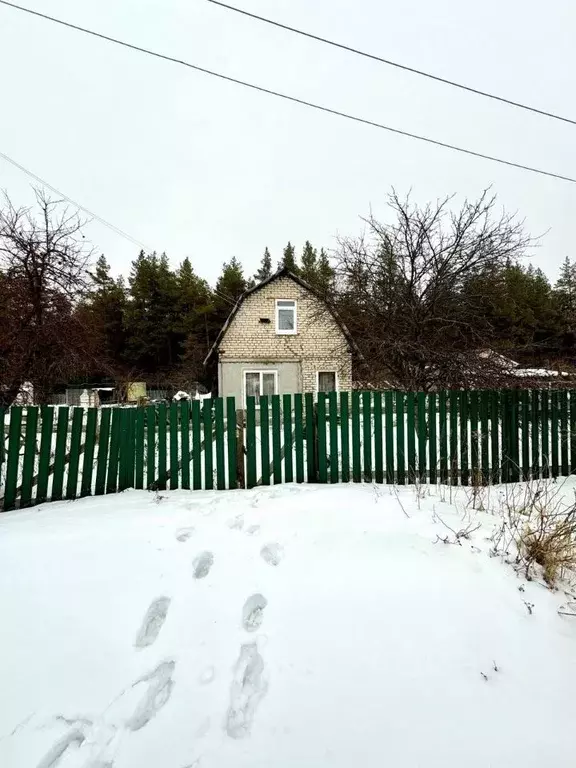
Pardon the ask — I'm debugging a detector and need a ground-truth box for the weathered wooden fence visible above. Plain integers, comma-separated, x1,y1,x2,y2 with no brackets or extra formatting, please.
1,389,575,511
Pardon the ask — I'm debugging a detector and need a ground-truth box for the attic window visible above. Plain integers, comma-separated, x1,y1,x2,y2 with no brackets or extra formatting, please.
276,299,297,335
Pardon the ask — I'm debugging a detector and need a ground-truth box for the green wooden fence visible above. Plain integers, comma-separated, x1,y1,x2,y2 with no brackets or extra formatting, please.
1,389,574,511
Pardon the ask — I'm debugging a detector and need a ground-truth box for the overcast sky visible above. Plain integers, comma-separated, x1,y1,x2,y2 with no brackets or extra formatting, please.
1,0,574,285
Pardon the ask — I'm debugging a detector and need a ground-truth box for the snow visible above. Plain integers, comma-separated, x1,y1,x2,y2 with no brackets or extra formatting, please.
1,482,576,768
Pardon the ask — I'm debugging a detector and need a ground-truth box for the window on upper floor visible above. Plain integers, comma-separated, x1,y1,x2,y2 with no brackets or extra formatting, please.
276,299,297,335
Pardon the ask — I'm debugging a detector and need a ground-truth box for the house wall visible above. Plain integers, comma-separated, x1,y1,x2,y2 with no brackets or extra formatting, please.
217,276,352,398
220,361,301,404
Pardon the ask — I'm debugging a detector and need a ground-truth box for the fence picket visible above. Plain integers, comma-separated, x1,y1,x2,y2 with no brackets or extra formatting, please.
36,406,55,504
145,407,156,490
373,392,383,484
82,409,98,497
428,393,437,485
271,395,282,485
449,391,459,485
192,401,202,490
460,391,469,486
531,390,540,479
571,391,576,475
417,393,427,482
480,391,490,485
304,393,316,483
179,403,190,490
3,406,22,511
385,391,394,485
282,394,294,483
65,408,84,500
438,391,448,485
362,392,372,482
203,399,214,490
294,394,305,483
490,391,500,484
20,407,38,508
469,391,479,486
541,391,550,479
328,391,339,484
227,398,238,490
260,396,270,486
550,390,559,479
521,390,531,481
106,408,122,494
246,397,257,489
317,394,328,484
95,409,111,496
339,392,350,484
407,393,416,483
351,391,361,483
560,390,569,478
51,407,69,502
215,397,226,491
396,391,405,485
157,404,167,490
169,403,180,491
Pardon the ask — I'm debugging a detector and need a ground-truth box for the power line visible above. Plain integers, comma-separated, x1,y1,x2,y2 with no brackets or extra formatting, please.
208,0,576,128
0,148,239,304
0,150,152,251
0,1,575,185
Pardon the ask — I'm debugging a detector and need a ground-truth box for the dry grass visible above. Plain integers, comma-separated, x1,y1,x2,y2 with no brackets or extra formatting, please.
492,480,576,587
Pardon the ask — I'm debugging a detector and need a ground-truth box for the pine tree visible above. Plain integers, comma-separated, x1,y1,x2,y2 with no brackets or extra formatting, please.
279,242,299,274
123,251,180,373
300,241,318,285
554,256,576,330
316,248,335,297
215,257,247,304
254,247,273,283
82,254,127,371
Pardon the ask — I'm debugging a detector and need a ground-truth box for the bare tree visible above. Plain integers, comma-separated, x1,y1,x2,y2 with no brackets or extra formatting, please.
334,189,535,390
0,188,94,405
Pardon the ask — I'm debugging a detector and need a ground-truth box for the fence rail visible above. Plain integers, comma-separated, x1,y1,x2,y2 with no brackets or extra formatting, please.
1,389,575,511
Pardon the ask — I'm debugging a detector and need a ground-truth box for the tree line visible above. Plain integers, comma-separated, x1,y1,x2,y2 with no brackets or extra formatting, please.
1,186,576,405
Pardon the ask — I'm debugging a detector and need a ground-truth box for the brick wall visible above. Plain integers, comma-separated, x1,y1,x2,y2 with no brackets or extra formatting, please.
218,276,352,392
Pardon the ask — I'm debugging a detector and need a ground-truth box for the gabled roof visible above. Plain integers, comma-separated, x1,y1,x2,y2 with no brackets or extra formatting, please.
204,268,362,365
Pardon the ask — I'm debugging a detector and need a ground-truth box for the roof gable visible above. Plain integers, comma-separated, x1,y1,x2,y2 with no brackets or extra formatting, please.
204,268,361,364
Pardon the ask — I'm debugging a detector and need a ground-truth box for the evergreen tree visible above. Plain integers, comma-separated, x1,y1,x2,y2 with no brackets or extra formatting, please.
82,254,127,371
316,248,336,297
300,241,318,285
215,257,247,304
279,241,299,274
123,251,180,373
254,247,273,283
554,256,576,331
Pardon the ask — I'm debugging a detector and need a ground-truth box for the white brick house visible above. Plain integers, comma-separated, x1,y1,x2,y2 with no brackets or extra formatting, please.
205,269,360,404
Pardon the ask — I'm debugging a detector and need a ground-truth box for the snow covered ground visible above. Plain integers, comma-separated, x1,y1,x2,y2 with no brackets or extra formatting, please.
1,481,576,768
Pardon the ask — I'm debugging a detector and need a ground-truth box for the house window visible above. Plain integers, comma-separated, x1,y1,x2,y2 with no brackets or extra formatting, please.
244,370,278,406
276,299,297,334
317,371,337,393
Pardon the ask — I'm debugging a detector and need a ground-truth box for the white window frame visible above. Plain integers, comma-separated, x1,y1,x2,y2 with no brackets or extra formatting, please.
243,369,278,407
275,299,297,335
316,370,339,394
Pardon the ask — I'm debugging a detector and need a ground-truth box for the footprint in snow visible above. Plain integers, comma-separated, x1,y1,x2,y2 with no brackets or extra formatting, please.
192,552,214,579
246,525,260,536
176,527,195,542
242,594,268,632
125,660,176,732
227,515,244,531
134,597,171,649
225,643,267,739
260,543,284,567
